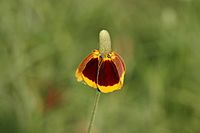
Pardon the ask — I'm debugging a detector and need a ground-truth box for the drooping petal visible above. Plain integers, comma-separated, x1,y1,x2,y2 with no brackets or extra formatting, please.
112,52,126,85
97,58,121,93
75,50,100,88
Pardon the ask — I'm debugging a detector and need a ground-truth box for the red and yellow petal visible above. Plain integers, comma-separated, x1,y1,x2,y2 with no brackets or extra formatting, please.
75,50,100,89
112,52,126,85
97,52,125,93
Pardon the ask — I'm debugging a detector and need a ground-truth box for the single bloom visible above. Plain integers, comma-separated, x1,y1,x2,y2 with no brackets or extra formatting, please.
75,49,125,93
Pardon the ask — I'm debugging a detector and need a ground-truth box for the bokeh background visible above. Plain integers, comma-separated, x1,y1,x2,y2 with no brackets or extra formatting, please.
1,0,200,133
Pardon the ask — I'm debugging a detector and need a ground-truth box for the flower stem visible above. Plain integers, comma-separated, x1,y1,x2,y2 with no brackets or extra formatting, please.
87,91,101,133
87,29,112,133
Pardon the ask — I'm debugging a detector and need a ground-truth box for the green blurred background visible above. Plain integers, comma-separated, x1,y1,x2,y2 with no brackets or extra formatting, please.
0,0,200,133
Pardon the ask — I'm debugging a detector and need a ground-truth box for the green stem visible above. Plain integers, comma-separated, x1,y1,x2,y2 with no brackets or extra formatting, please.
87,91,101,133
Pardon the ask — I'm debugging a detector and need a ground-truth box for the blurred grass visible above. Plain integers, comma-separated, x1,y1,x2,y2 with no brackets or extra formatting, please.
0,0,200,133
